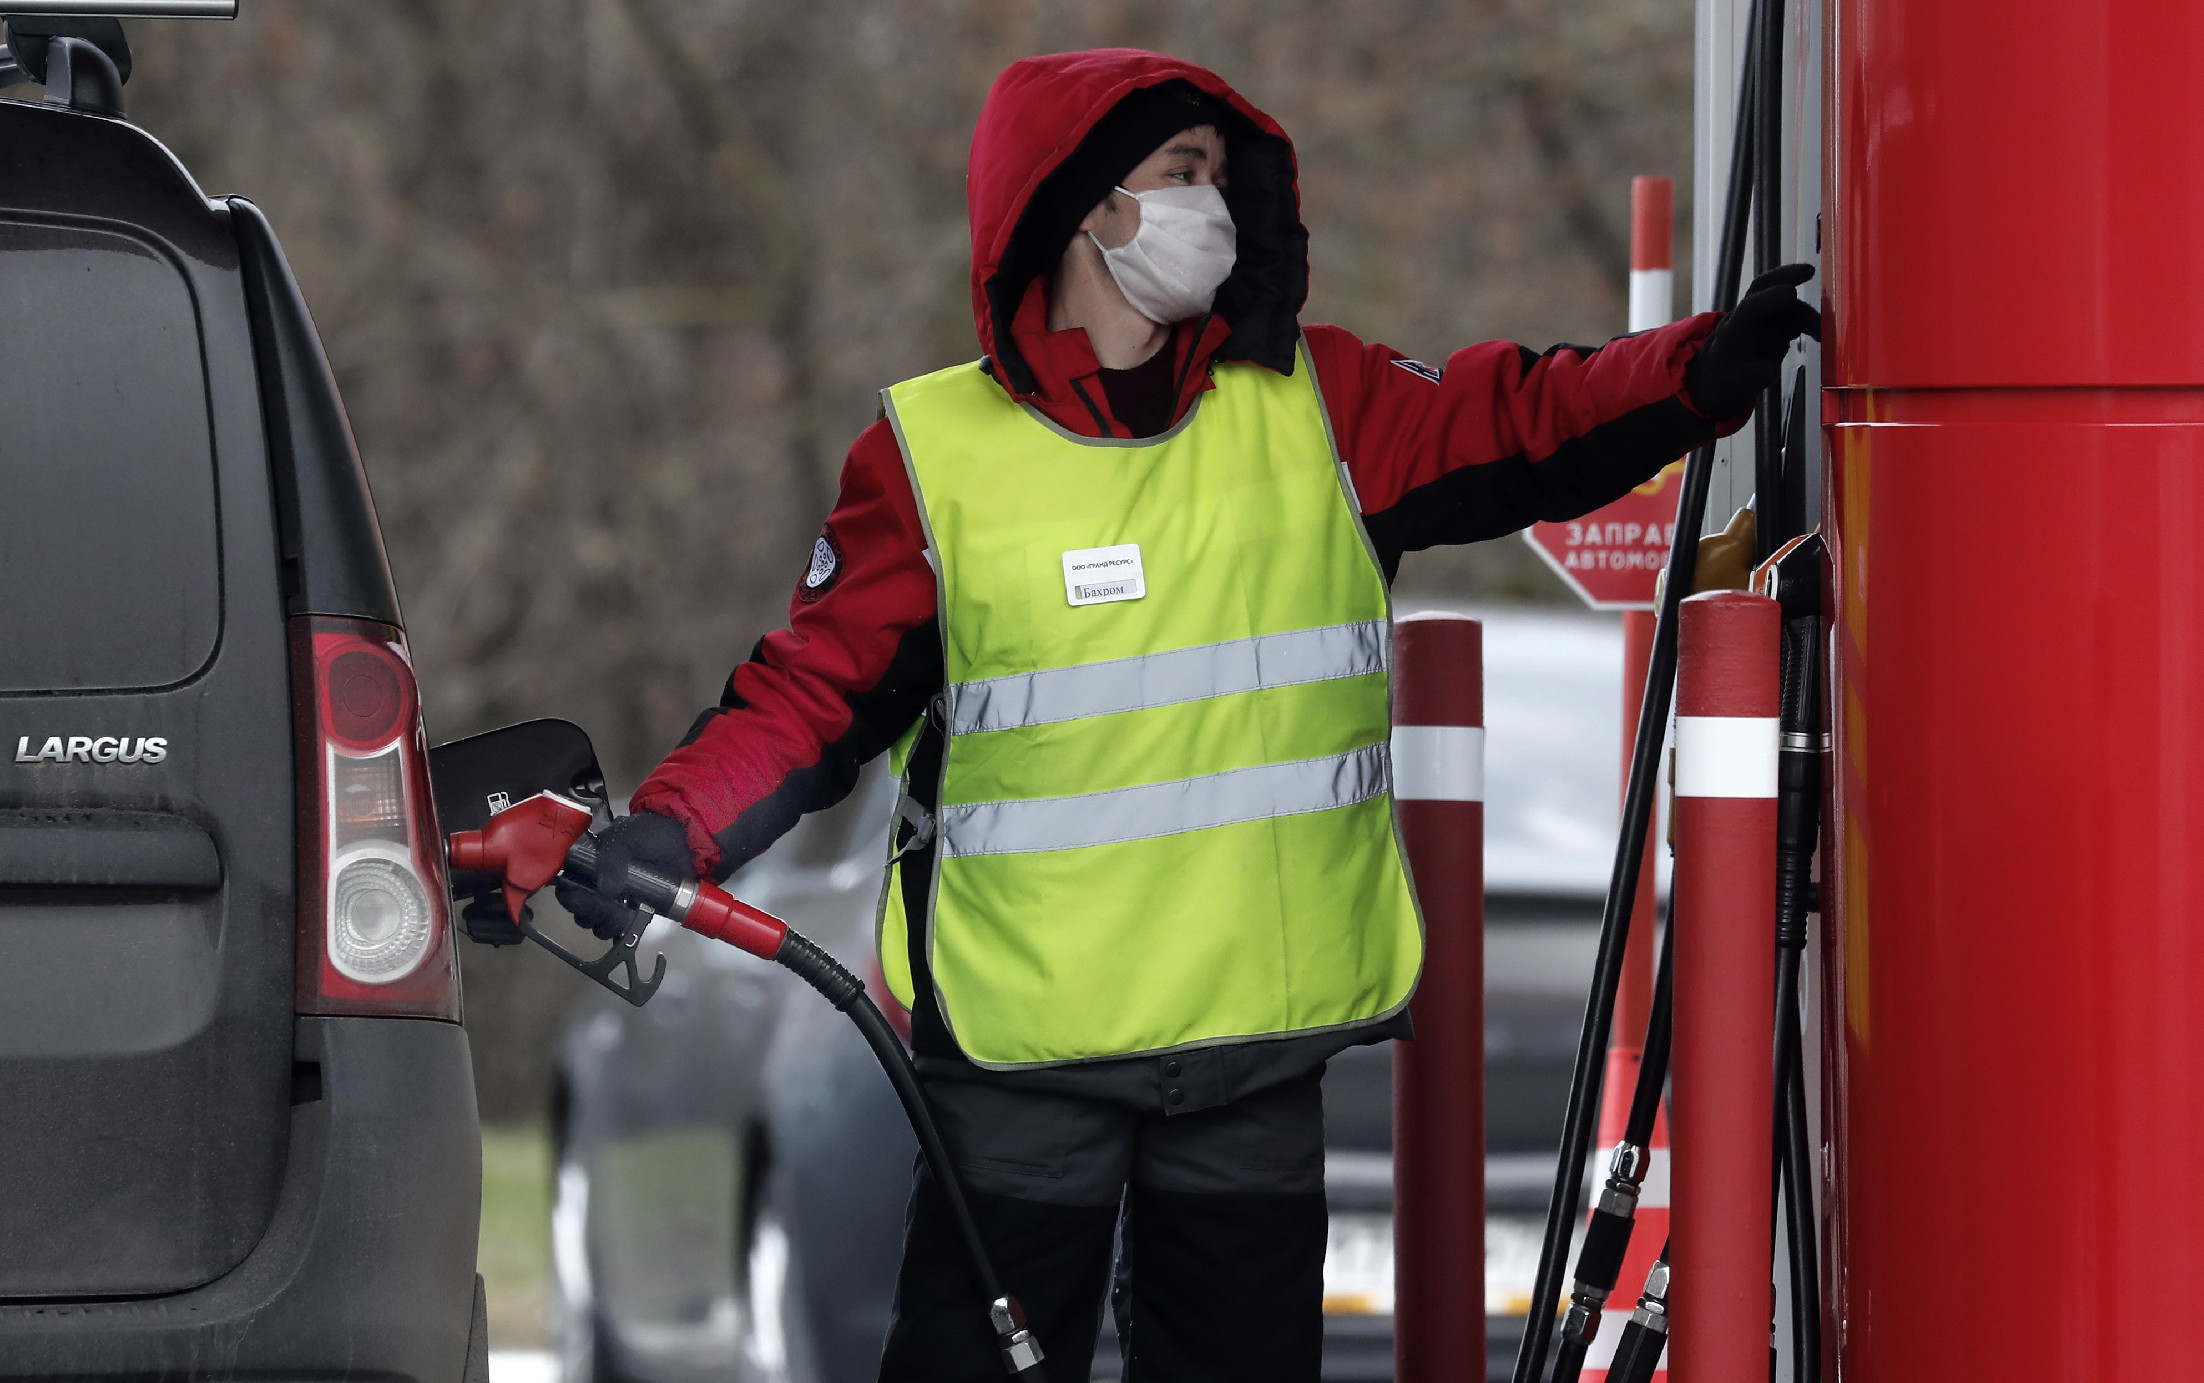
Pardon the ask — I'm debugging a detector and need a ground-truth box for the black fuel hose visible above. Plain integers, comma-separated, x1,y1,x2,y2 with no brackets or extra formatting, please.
1751,0,1787,561
564,839,1049,1380
738,943,1050,1378
1782,1035,1820,1382
1770,583,1825,1383
1509,2,1770,1376
1772,962,1816,1383
783,938,1048,1379
772,932,1008,1304
1627,921,1675,1147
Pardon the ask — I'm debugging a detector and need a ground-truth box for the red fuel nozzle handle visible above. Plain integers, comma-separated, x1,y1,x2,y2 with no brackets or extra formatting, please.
448,793,797,964
448,791,594,924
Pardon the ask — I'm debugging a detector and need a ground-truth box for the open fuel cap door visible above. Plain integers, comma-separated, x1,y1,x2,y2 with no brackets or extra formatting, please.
429,718,610,942
431,719,667,1005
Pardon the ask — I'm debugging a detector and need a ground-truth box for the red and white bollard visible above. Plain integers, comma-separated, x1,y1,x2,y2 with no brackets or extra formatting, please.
1628,175,1674,335
1389,613,1484,1383
1669,591,1779,1383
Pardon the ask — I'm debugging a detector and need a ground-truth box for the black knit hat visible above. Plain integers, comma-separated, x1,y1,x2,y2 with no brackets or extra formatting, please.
1032,82,1243,251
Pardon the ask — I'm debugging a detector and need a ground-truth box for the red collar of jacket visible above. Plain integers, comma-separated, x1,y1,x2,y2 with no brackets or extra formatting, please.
997,277,1242,439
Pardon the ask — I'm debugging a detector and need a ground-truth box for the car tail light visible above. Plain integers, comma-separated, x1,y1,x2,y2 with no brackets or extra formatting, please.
293,616,458,1019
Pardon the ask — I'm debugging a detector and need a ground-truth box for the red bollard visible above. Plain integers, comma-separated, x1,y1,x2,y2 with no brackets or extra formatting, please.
1669,591,1779,1382
1390,613,1484,1383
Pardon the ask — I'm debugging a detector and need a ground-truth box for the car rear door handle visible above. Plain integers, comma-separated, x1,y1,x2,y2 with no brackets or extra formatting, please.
0,810,222,889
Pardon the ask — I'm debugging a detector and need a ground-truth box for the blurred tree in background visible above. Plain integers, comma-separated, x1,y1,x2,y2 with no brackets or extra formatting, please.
128,0,1691,1117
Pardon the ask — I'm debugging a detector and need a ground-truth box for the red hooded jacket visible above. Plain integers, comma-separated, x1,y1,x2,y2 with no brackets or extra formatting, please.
635,50,1736,881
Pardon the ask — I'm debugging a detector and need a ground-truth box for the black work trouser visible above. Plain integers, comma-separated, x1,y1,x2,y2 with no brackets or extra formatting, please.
876,1070,1329,1383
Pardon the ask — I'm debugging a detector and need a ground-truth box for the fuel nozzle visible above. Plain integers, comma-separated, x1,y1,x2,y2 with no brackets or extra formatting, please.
1757,533,1828,956
990,1296,1047,1379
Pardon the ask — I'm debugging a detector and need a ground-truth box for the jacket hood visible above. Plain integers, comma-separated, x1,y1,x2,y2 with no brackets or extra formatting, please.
967,49,1310,396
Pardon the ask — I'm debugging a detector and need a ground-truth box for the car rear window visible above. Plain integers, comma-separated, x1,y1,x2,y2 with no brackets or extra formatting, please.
0,219,220,692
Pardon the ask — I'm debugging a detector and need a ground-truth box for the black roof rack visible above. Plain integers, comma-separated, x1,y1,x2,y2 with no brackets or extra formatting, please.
2,3,231,114
0,3,234,15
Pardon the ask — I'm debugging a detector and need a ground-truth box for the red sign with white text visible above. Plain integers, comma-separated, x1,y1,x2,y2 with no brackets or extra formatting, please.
1522,460,1683,610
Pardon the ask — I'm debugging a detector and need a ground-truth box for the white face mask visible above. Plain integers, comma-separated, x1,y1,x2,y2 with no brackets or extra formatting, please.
1089,184,1237,325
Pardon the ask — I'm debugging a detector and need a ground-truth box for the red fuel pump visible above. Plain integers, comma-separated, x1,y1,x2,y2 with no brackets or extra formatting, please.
1823,0,2204,1376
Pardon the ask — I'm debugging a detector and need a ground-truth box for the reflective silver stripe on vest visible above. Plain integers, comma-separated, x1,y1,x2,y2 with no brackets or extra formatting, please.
938,742,1391,858
949,620,1390,736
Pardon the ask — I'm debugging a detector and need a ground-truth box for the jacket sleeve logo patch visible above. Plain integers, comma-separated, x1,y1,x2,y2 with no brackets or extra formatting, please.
799,528,842,602
1391,357,1444,385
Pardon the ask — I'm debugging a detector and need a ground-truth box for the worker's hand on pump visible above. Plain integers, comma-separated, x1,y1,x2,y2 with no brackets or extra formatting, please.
1686,263,1822,419
554,809,696,940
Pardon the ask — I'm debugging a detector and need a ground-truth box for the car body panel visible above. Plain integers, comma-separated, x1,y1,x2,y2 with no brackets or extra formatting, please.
0,96,296,1298
0,1017,481,1382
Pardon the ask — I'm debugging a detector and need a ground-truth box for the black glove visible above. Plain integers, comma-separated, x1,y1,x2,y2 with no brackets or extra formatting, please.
553,810,696,941
1686,263,1822,419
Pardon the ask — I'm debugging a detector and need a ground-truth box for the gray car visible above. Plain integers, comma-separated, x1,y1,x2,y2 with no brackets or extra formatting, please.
550,607,1627,1383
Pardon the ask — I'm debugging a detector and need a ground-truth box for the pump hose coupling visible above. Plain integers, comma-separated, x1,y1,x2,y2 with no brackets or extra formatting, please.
1551,1139,1650,1375
991,1296,1047,1378
1565,1144,1652,1318
1608,1257,1672,1383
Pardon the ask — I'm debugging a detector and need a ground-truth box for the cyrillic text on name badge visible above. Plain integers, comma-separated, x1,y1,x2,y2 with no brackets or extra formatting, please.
1062,543,1146,607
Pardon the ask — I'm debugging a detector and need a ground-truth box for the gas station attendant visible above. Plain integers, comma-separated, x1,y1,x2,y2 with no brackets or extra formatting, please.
560,47,1818,1383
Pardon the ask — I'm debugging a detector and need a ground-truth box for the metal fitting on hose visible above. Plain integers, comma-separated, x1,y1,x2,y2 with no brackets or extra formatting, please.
1613,1146,1648,1191
1595,1180,1642,1219
1609,1140,1651,1188
991,1296,1046,1377
1633,1258,1670,1323
1560,1292,1606,1344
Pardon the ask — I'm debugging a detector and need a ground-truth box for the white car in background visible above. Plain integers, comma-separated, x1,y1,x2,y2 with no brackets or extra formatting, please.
550,606,1628,1383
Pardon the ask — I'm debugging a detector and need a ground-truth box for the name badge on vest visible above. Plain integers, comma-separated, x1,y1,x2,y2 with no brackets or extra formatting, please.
1062,543,1146,606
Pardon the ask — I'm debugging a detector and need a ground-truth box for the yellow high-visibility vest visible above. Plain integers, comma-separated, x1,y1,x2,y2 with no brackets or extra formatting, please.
877,339,1423,1068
